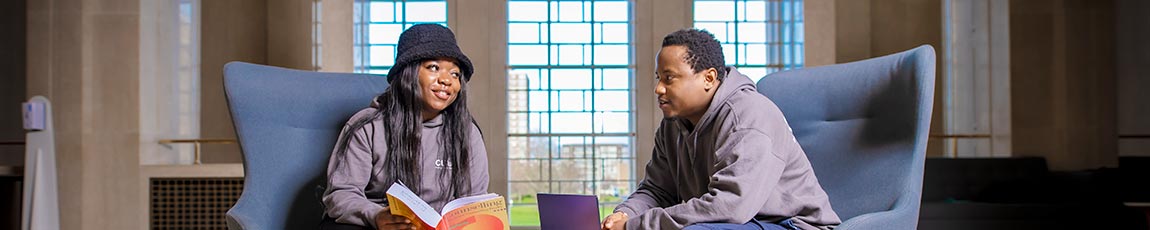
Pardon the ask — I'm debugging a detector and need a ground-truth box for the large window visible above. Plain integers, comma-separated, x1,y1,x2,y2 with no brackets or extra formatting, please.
354,0,447,74
505,0,634,226
693,0,803,82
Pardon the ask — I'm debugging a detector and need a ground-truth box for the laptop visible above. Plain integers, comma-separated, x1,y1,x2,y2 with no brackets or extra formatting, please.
537,193,602,230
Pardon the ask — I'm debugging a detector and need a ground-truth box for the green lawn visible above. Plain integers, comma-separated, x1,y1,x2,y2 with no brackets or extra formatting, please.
508,205,615,226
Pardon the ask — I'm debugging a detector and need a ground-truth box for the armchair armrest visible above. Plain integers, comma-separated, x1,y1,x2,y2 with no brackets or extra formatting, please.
837,205,919,230
226,208,259,230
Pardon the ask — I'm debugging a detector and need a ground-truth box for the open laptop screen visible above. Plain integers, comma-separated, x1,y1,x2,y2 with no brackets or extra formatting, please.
537,193,601,230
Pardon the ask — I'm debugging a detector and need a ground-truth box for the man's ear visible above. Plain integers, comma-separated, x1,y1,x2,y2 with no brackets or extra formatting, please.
703,67,718,91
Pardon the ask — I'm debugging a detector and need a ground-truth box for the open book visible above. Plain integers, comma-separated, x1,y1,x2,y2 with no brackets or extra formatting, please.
386,183,509,230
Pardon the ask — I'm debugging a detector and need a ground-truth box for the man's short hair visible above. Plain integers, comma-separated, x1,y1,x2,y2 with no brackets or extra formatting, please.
661,28,727,81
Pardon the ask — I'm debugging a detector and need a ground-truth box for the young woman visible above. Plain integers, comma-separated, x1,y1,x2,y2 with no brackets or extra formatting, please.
321,24,489,230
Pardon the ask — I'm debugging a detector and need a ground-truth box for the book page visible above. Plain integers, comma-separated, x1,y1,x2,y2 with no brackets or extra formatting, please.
386,183,443,228
438,196,510,230
441,193,499,215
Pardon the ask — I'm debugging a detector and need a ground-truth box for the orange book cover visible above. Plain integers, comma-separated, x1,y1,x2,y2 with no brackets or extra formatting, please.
386,183,510,230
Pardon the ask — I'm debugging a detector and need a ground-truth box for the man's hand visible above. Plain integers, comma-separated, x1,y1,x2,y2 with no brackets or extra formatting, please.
601,211,628,230
376,208,415,230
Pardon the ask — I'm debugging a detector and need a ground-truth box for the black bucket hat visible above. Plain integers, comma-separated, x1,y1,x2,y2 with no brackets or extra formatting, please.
387,24,475,82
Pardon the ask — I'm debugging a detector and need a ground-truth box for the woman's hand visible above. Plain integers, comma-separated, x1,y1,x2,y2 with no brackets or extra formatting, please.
601,211,628,230
375,208,415,230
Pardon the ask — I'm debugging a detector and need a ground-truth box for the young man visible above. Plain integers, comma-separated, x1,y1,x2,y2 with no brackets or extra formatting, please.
601,29,841,230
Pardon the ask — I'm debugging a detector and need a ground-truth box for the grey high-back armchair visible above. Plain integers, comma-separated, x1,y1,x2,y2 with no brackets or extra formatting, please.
756,45,936,230
223,62,389,229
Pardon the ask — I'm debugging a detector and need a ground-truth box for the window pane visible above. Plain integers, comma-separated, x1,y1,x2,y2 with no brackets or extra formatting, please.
556,44,586,65
509,45,549,66
556,1,585,22
593,2,629,22
593,136,632,156
529,113,549,133
369,2,395,22
509,112,528,133
404,2,446,22
745,43,767,65
722,43,737,65
557,91,585,112
368,45,395,67
597,181,633,201
508,71,530,90
551,112,593,134
368,24,403,45
601,23,629,43
509,1,548,21
594,90,630,112
509,23,542,43
736,22,767,43
528,91,549,112
601,68,630,90
694,1,734,21
551,159,591,180
596,112,630,133
593,45,629,65
508,136,527,157
551,23,592,43
598,159,632,180
695,22,729,42
551,69,593,89
510,159,547,181
745,0,767,21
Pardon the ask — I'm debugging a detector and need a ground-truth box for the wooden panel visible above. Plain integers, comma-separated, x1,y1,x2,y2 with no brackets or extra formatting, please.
0,0,25,166
834,0,871,63
1062,0,1116,169
320,0,354,72
1011,0,1117,170
267,0,315,70
1010,0,1058,165
871,0,942,57
803,0,836,67
1116,0,1150,156
201,0,268,164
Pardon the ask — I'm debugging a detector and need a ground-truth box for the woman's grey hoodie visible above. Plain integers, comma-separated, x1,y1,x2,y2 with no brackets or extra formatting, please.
322,99,489,228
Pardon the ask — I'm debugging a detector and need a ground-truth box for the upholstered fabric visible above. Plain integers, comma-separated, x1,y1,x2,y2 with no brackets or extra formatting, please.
223,62,389,230
755,45,936,230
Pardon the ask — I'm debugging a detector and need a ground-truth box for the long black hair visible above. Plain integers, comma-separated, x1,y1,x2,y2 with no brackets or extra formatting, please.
333,62,476,201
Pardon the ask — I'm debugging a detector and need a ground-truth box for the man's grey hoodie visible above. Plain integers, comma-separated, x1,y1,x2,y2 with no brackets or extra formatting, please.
615,67,841,230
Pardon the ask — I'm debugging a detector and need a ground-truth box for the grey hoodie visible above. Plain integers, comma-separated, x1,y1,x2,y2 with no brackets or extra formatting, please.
615,68,840,230
322,99,490,228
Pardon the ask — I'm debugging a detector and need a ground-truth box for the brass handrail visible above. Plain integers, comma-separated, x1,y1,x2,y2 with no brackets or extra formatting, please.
929,134,992,157
157,139,237,164
929,134,992,139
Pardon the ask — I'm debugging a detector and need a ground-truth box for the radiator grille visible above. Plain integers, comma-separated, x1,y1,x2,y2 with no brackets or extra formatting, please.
150,178,243,229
